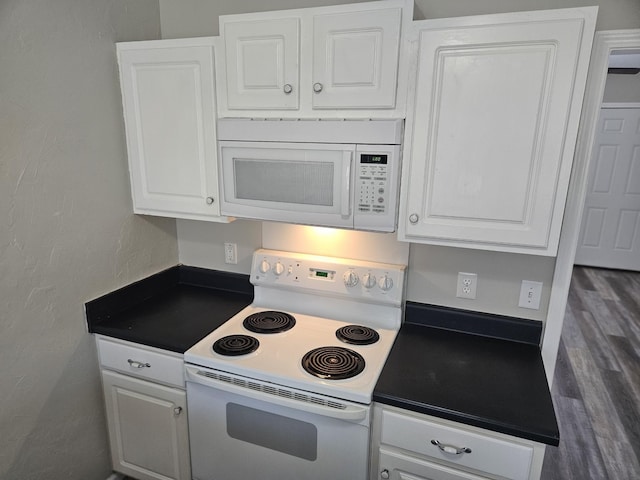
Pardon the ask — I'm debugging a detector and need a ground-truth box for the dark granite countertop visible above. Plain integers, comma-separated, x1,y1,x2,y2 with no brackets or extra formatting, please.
85,266,253,353
87,270,558,446
374,302,559,446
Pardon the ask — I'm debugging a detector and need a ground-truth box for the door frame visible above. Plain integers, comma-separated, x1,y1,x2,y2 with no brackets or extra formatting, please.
542,29,640,384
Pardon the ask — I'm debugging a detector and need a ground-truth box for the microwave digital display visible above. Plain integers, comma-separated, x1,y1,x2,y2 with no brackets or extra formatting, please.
360,154,388,164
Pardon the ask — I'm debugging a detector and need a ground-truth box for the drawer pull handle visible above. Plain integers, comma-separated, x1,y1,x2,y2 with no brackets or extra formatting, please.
173,406,183,416
431,439,472,455
127,359,151,369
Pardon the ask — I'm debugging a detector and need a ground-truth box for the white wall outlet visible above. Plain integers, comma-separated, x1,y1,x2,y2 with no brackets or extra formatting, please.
456,272,477,299
519,280,543,310
224,242,237,264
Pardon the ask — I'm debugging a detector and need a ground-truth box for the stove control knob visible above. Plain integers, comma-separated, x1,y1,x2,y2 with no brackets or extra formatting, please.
343,270,359,287
378,274,394,291
273,262,285,276
363,273,377,289
259,259,271,274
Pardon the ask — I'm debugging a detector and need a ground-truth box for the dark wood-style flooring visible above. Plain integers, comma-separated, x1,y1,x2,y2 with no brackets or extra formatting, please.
541,266,640,480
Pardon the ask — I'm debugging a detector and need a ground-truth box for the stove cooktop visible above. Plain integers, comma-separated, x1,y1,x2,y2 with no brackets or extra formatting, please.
185,249,406,405
184,306,399,405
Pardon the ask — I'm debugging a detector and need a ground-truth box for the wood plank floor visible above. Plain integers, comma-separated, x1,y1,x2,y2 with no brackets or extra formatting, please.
541,266,640,480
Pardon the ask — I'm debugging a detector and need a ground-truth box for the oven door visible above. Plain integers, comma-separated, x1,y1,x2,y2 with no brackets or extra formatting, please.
185,365,370,480
219,141,355,229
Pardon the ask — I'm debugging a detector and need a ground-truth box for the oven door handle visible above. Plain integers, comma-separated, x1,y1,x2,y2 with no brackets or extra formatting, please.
185,366,368,422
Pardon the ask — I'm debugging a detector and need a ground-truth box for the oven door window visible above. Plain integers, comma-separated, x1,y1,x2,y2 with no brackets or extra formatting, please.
227,402,317,461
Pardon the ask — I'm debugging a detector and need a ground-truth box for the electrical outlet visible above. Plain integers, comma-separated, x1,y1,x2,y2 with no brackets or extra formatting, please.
224,242,237,265
456,272,477,299
519,280,543,310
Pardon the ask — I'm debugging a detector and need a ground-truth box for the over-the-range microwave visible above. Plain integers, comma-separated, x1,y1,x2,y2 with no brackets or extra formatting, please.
217,119,403,232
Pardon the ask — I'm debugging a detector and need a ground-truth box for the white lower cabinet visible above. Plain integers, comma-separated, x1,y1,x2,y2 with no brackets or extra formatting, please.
379,448,489,480
97,337,190,480
370,404,546,480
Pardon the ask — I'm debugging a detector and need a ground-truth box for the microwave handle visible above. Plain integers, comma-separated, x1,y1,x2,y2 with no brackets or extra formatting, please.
341,151,352,217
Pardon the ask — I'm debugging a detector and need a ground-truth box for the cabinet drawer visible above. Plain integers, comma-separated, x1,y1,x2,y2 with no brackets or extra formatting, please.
380,410,533,480
97,337,184,388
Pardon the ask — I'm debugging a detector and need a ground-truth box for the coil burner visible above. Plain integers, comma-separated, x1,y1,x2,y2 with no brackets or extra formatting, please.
336,325,380,345
212,335,259,356
302,346,365,380
243,311,296,334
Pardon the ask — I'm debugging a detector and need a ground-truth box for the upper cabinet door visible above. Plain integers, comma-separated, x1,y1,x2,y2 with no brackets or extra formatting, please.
311,8,401,109
118,40,227,221
399,8,597,255
222,17,300,110
216,0,411,118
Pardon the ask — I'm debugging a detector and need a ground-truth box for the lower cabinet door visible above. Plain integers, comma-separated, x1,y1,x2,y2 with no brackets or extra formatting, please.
378,448,489,480
102,370,190,480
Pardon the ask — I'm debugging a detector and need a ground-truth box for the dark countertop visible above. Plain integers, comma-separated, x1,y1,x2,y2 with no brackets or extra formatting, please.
87,269,558,446
374,302,559,446
85,266,253,353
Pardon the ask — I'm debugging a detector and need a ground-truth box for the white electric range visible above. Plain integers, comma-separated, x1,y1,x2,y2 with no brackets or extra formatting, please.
184,248,406,480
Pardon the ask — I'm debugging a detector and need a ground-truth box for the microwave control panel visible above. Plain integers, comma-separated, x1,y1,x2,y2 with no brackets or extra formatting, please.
357,153,390,215
353,144,401,232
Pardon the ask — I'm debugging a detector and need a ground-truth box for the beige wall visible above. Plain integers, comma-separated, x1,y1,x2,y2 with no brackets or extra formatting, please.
0,1,176,478
160,0,640,37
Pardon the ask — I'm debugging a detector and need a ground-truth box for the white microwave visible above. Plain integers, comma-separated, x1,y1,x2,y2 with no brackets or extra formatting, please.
217,119,403,232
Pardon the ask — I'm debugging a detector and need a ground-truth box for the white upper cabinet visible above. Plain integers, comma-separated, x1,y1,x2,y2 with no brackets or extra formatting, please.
117,38,230,222
311,8,401,109
223,17,300,110
398,8,597,255
217,0,411,118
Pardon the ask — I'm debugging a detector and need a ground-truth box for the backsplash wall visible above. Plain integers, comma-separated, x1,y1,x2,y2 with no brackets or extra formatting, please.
177,219,554,321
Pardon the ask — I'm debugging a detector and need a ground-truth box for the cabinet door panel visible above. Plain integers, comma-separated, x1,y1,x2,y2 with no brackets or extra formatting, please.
400,9,596,254
379,448,488,480
118,44,221,219
312,8,401,109
102,370,190,480
223,18,299,110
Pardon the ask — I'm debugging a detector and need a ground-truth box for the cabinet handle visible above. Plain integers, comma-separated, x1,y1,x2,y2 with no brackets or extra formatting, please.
313,82,323,93
206,196,214,205
431,439,472,455
380,469,390,479
409,213,419,224
173,406,183,416
127,359,150,369
283,83,293,94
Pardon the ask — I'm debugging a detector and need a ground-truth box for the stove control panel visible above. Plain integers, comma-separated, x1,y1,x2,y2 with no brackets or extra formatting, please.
251,249,406,306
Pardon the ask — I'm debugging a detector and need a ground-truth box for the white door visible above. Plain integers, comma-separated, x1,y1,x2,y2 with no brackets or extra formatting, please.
398,8,596,255
117,41,223,220
222,17,300,110
575,107,640,270
311,7,401,109
102,370,191,480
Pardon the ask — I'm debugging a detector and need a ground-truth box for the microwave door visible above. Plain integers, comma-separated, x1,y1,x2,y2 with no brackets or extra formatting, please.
219,141,354,229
